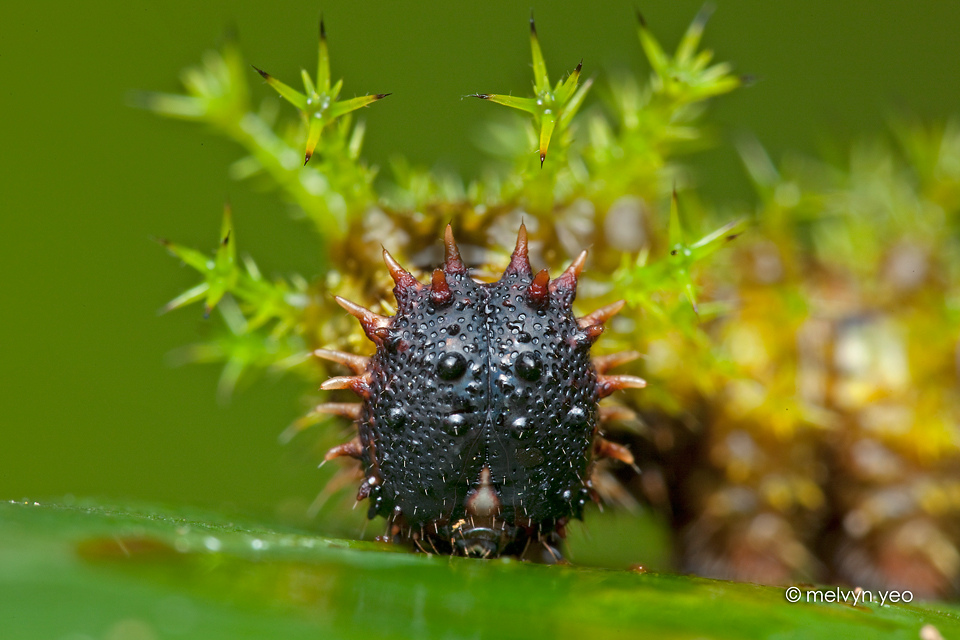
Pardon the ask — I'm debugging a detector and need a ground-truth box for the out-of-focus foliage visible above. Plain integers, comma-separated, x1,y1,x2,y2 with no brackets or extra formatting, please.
663,119,960,597
627,118,960,598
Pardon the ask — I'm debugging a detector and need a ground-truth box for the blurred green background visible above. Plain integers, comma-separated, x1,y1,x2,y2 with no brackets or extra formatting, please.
3,0,959,539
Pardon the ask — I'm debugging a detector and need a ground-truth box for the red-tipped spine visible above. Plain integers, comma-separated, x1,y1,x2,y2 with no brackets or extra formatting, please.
578,300,626,329
599,405,638,422
597,374,647,398
334,296,391,341
550,250,588,293
593,350,642,374
575,324,605,346
325,438,363,462
383,249,420,293
443,225,467,274
311,402,362,420
321,375,371,398
431,268,453,306
594,437,636,467
314,348,370,374
528,269,550,307
503,223,532,277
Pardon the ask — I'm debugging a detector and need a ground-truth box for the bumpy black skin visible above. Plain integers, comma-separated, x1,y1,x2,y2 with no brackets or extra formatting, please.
358,261,599,557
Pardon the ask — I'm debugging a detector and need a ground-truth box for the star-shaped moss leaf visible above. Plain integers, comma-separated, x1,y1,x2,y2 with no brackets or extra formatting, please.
667,190,745,312
637,5,741,104
253,19,390,165
615,192,745,319
470,15,592,167
159,203,237,318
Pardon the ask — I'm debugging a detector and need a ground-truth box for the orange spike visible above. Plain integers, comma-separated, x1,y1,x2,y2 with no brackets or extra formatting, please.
334,296,391,340
593,350,642,374
594,437,636,467
550,250,588,293
321,375,371,397
576,324,605,346
578,300,626,329
324,438,363,462
503,223,532,278
314,348,370,374
598,374,647,398
383,249,420,292
599,404,637,422
431,268,453,306
311,402,362,420
528,268,550,307
443,224,467,274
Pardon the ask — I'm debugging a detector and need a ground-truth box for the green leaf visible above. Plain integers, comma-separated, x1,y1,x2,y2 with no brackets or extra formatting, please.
160,241,211,273
668,189,685,252
330,77,344,101
676,4,713,65
253,67,308,111
317,18,331,93
558,76,593,130
539,111,557,167
161,282,209,313
529,16,550,94
304,115,324,164
136,93,206,120
214,204,236,273
326,93,390,120
554,61,582,104
690,217,747,260
300,68,316,97
3,500,958,640
637,17,669,76
470,93,539,114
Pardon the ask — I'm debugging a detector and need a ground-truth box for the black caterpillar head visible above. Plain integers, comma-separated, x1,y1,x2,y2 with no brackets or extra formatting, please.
316,225,644,559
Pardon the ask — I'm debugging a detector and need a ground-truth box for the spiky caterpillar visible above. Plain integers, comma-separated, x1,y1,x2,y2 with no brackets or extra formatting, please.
315,225,643,558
